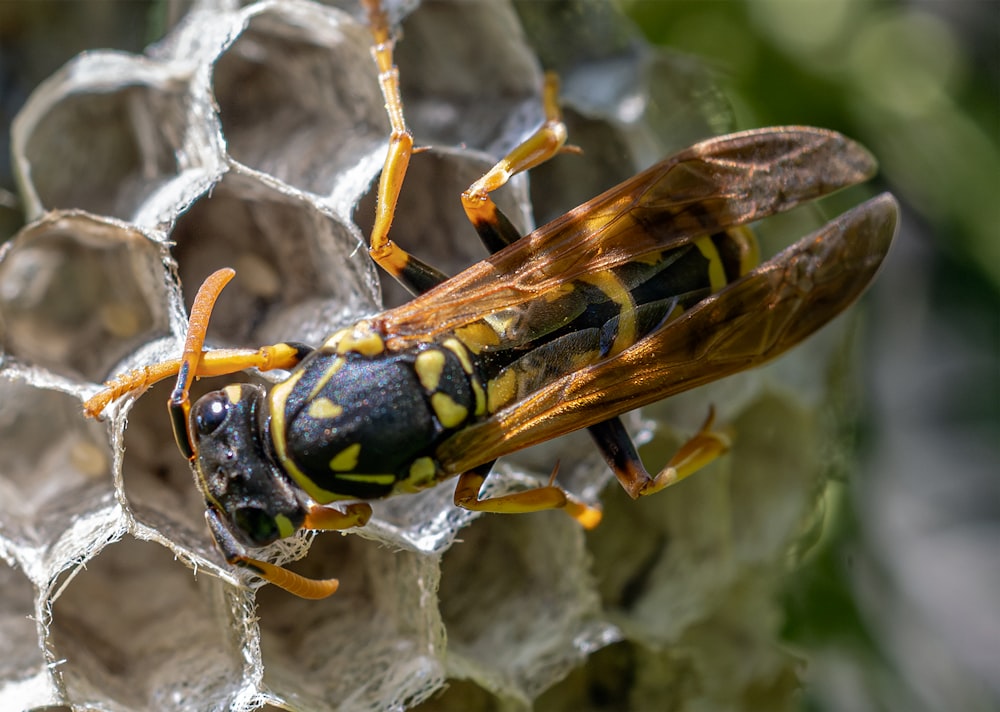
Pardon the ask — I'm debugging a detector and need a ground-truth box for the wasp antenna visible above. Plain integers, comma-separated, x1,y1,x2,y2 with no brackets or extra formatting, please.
169,268,236,460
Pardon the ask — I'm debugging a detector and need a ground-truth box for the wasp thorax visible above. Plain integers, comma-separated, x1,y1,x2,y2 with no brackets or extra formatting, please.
267,342,478,502
189,384,306,547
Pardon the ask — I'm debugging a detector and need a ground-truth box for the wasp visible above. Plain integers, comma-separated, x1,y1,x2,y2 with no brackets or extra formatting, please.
84,0,898,599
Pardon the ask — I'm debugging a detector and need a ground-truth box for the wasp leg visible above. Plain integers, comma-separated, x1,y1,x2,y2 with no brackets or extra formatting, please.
83,343,312,418
454,460,603,529
362,2,574,282
462,71,577,254
83,269,312,420
206,507,340,600
303,501,373,531
588,409,731,500
361,0,449,296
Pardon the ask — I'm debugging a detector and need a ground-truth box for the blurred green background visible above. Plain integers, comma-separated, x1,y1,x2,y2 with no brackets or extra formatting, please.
2,1,997,710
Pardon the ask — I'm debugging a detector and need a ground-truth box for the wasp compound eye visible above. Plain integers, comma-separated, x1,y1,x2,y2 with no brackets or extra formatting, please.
193,392,230,436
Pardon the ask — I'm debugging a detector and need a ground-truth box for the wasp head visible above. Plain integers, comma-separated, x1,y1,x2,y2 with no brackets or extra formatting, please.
187,383,306,548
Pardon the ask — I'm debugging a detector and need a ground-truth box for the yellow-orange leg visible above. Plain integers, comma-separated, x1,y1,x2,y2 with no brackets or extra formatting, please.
361,0,449,295
454,461,603,529
589,408,732,500
83,272,310,422
83,269,313,435
461,71,576,253
83,343,309,418
304,501,373,531
361,0,577,287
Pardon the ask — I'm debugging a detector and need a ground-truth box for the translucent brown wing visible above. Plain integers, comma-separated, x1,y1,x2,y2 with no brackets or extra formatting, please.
377,126,879,347
436,193,899,473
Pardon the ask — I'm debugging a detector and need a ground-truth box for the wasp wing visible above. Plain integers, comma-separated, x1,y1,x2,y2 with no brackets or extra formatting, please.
379,127,878,347
436,193,899,473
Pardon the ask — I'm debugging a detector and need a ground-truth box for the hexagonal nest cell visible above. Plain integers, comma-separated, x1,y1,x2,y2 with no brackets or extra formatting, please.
1,1,870,710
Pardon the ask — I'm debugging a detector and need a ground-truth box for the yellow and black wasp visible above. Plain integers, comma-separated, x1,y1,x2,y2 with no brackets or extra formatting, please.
84,0,898,598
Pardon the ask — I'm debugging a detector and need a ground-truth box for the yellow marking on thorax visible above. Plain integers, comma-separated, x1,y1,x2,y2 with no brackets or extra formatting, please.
431,392,468,429
307,397,343,420
329,443,361,472
336,472,396,485
414,349,445,392
443,338,474,374
323,321,385,356
693,236,727,292
323,327,349,351
580,271,635,357
270,370,347,503
269,369,304,449
298,479,354,504
471,378,486,416
402,456,437,491
307,356,345,401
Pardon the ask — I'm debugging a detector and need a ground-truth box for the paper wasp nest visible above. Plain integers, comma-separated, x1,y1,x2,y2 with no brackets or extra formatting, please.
1,2,851,710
